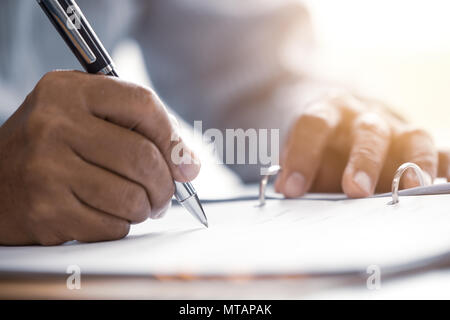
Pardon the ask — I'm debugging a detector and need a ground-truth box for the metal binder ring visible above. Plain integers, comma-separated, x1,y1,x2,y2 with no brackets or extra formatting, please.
259,165,282,206
390,162,426,205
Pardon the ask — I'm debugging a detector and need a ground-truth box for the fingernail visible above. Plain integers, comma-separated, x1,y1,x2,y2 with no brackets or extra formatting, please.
404,171,432,188
283,172,306,198
152,201,172,220
179,154,201,181
353,171,372,196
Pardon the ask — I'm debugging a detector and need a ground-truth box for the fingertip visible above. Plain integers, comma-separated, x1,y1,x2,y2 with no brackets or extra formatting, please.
170,143,201,182
343,170,374,198
282,172,307,198
178,161,201,182
402,170,432,189
173,150,201,182
151,201,172,220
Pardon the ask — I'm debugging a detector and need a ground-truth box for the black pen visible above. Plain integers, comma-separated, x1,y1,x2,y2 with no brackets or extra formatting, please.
37,0,208,227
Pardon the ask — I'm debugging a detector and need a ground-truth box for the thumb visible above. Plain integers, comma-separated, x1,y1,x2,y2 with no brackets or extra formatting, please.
168,127,202,183
132,91,201,183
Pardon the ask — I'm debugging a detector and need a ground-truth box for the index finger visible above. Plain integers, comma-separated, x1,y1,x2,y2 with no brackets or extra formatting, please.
276,100,341,198
71,71,200,182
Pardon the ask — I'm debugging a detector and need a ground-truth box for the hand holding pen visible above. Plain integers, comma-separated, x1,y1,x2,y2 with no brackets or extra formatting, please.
0,0,206,246
37,0,207,226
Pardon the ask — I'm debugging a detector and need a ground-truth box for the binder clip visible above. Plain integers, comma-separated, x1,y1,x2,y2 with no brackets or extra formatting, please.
390,162,426,205
259,165,282,206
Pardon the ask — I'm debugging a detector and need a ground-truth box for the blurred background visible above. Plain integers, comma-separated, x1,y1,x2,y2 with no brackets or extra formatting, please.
305,0,450,147
114,0,450,147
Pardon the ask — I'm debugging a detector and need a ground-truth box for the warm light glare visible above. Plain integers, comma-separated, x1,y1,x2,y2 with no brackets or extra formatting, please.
304,0,450,145
306,0,450,51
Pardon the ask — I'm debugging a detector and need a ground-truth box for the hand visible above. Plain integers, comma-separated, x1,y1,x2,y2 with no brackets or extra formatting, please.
275,93,450,198
0,71,200,246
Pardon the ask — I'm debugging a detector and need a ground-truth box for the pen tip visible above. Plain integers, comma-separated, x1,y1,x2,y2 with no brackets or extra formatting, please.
181,194,209,228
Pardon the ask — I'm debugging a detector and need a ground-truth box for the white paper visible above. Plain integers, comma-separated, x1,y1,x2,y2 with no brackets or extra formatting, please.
1,194,449,276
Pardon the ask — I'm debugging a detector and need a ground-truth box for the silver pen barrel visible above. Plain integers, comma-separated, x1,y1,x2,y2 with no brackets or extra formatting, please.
174,182,208,228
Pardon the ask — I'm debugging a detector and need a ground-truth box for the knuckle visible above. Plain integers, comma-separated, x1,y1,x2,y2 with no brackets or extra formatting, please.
355,113,390,138
297,111,333,133
135,86,157,110
397,127,432,143
135,140,161,176
26,111,69,144
351,146,383,170
163,182,176,203
27,200,54,225
22,158,63,193
23,156,40,179
109,221,131,241
407,128,431,138
33,71,67,101
31,71,83,115
151,200,172,220
26,112,46,139
37,71,61,87
122,184,151,223
37,115,67,139
37,235,65,247
396,128,438,169
23,157,49,188
134,87,169,127
151,182,175,214
44,114,68,132
26,205,65,246
411,152,437,168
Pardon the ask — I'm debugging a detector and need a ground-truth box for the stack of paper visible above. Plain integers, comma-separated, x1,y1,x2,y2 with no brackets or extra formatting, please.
1,193,449,277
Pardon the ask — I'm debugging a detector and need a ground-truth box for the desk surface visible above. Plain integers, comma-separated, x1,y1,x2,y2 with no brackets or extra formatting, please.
1,269,450,299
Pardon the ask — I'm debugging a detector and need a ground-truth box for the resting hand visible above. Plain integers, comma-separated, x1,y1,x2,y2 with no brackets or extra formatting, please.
275,93,449,198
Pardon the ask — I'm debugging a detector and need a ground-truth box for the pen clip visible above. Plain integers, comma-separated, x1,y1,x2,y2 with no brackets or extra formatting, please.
39,0,96,64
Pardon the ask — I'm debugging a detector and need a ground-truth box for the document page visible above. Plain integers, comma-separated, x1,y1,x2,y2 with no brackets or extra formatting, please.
1,194,449,276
